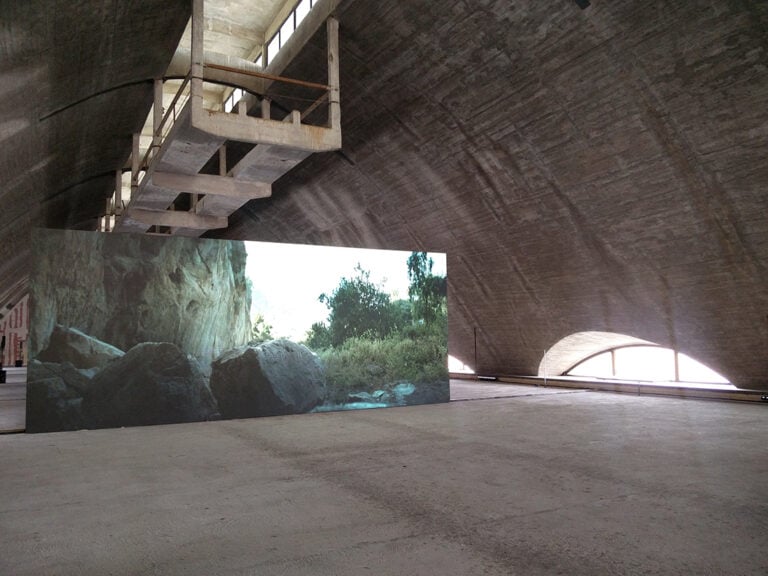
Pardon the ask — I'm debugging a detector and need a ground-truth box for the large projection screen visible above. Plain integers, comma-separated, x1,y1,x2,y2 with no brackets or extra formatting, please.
27,229,448,432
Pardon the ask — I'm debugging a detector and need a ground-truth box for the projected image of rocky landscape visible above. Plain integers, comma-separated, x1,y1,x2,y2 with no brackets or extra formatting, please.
27,229,448,432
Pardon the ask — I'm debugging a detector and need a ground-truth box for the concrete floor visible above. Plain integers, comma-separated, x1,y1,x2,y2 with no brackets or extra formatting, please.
1,384,767,575
449,379,586,401
0,380,25,433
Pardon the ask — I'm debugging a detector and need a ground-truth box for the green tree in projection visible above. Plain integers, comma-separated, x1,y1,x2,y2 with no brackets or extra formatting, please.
319,264,399,347
304,321,332,350
407,252,447,325
249,314,273,344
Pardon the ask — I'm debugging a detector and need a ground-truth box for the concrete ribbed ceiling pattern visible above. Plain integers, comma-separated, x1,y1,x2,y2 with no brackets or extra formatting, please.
217,0,768,389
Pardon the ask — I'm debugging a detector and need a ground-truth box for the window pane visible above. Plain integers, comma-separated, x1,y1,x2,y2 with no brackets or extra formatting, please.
255,54,263,68
267,34,280,63
567,352,613,378
614,346,674,381
280,17,294,48
677,352,729,383
295,0,310,24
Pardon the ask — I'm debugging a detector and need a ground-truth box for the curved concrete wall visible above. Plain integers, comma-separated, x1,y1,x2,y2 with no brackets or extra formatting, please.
217,0,768,389
0,0,190,314
2,0,766,389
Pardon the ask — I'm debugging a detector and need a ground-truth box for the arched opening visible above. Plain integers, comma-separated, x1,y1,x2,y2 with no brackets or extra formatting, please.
540,332,732,389
448,354,475,374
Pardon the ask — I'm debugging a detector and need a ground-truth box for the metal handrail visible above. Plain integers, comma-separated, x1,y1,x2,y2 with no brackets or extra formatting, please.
204,62,330,91
137,73,192,185
158,73,191,136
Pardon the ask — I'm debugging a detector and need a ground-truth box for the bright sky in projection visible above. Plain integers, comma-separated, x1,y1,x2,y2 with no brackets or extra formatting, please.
245,241,447,341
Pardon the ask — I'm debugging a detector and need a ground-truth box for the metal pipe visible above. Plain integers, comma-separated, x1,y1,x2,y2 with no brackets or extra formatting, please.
204,62,329,91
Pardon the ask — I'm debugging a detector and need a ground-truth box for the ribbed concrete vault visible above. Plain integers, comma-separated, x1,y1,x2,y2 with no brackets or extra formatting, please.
0,0,190,304
217,0,768,389
1,0,767,388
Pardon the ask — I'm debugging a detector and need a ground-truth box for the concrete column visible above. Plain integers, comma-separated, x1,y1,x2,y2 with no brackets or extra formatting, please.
261,97,271,120
131,133,140,195
327,17,340,130
104,197,111,232
115,170,123,215
153,78,163,148
191,0,204,114
219,144,227,176
674,351,680,382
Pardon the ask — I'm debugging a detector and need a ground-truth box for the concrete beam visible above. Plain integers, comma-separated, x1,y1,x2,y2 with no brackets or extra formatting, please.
230,144,310,183
192,110,341,151
151,172,271,200
123,102,224,215
195,194,250,218
167,227,206,238
127,209,227,230
112,215,151,235
166,49,266,94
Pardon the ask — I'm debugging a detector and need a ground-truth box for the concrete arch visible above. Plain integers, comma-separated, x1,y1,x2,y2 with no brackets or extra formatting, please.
538,331,656,378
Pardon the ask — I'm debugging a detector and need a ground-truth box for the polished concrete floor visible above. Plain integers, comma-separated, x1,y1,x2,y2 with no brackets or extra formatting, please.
1,383,767,575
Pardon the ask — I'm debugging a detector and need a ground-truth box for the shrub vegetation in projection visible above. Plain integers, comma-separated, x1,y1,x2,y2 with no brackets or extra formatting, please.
304,252,447,398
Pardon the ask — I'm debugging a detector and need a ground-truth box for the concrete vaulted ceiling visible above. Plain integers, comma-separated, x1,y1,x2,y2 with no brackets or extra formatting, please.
0,0,191,302
1,0,767,389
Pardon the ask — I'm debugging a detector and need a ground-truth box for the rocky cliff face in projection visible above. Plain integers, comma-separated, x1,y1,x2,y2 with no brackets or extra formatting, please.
30,229,251,370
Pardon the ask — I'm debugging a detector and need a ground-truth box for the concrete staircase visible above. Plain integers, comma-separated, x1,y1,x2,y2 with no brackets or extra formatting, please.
113,6,341,237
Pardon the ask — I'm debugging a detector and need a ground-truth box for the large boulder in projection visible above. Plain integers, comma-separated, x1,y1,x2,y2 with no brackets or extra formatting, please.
26,360,92,433
36,324,124,370
210,339,326,419
30,230,252,373
26,379,85,433
81,342,219,429
28,360,92,397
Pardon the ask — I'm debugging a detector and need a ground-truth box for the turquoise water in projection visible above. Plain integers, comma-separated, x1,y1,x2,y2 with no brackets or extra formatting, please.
313,402,391,412
313,383,418,412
